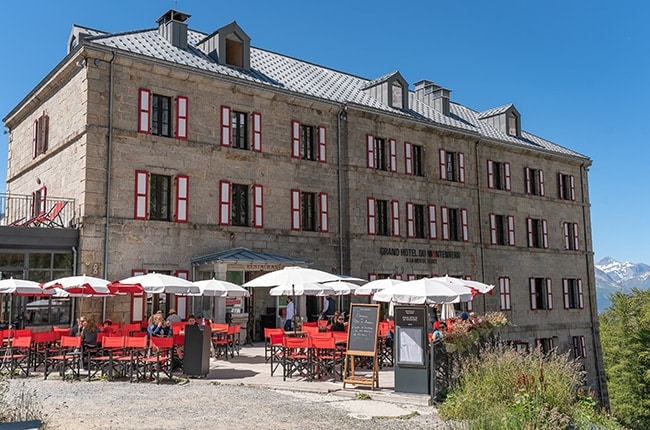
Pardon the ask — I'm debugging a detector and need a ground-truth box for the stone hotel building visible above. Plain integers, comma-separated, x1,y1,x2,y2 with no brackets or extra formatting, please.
1,9,607,401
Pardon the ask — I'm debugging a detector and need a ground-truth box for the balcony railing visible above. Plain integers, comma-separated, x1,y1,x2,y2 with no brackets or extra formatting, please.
0,193,76,228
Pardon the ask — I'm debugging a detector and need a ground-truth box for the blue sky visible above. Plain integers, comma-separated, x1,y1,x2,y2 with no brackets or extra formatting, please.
1,0,648,264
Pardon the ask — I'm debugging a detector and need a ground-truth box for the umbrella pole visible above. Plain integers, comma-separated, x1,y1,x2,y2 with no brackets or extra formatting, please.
292,284,297,334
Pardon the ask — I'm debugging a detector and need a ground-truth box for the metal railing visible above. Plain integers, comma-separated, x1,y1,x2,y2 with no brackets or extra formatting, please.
0,193,76,228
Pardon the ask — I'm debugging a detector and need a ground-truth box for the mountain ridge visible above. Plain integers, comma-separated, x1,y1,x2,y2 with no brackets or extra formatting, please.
595,256,650,312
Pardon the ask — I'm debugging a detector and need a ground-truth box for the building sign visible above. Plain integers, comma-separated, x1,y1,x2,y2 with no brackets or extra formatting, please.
378,247,460,264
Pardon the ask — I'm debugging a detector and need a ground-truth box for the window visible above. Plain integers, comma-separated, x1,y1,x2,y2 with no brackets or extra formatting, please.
441,207,469,242
405,142,424,176
507,111,519,137
406,203,430,239
529,277,553,310
527,218,548,248
231,184,249,226
366,135,396,171
291,190,328,232
489,214,515,246
487,160,511,191
572,336,587,359
137,89,188,139
219,181,264,228
32,111,49,158
221,106,262,151
292,121,326,162
367,198,390,236
391,81,404,109
563,222,579,250
152,94,171,137
31,186,47,218
499,277,511,311
525,167,545,196
563,278,584,309
149,174,171,221
231,110,249,150
439,149,465,183
536,337,555,354
558,173,575,201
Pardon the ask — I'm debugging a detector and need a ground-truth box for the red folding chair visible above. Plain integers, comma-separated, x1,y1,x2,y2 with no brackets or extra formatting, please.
44,335,82,380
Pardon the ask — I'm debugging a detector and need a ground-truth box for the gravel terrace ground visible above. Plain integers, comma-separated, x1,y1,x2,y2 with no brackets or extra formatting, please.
7,377,453,430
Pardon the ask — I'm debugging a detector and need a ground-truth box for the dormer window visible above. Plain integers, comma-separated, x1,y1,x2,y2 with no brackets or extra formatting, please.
391,81,404,109
198,21,251,71
508,111,519,137
362,71,409,110
226,35,244,68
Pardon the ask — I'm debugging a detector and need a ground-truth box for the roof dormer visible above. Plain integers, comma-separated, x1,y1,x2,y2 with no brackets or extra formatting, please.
362,71,409,111
478,104,521,138
198,21,251,71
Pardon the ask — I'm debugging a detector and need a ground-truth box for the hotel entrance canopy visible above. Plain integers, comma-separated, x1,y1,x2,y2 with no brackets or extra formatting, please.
191,247,310,272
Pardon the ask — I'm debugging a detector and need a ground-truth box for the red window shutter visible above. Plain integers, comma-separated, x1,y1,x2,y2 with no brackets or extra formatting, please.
138,88,151,134
253,184,264,228
219,180,231,225
291,190,300,230
291,120,300,158
38,186,47,215
366,134,375,168
461,208,469,241
32,119,38,158
489,214,497,244
507,215,515,246
389,139,397,172
407,274,416,281
573,223,580,250
526,218,533,247
175,96,188,139
546,278,553,310
465,299,474,312
563,223,571,249
441,206,449,240
428,205,437,239
175,270,189,280
221,106,231,147
529,278,537,310
487,160,495,189
394,274,403,280
563,278,570,309
291,189,301,230
406,202,414,238
569,175,575,200
175,175,189,223
500,277,511,310
367,198,376,235
252,112,262,152
404,142,413,175
319,192,329,232
504,162,511,191
391,200,400,237
458,153,465,183
539,170,545,196
318,126,326,163
542,219,549,248
368,273,377,281
439,149,447,180
578,279,584,309
580,336,587,358
134,170,149,220
525,167,532,194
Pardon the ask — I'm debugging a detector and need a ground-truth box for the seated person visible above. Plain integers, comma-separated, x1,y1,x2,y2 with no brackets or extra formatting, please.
330,315,346,332
101,319,115,334
147,312,171,337
186,314,198,325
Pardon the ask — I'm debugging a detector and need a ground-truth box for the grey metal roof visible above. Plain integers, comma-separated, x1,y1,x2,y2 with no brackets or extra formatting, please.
477,104,514,119
191,247,310,266
77,22,588,160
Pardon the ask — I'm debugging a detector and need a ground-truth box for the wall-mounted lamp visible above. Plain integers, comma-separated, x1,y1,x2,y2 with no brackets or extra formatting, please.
36,177,41,185
94,59,102,67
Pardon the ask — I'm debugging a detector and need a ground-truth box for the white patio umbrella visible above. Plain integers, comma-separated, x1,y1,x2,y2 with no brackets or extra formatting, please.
372,277,474,305
42,275,111,296
269,282,350,297
114,272,200,295
193,279,250,297
432,275,495,295
0,278,54,332
355,278,404,296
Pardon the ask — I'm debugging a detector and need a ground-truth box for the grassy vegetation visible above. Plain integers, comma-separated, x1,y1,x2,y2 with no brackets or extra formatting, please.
437,346,624,429
0,378,49,428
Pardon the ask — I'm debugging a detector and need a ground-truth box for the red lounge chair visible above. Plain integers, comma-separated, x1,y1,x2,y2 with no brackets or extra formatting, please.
23,201,67,227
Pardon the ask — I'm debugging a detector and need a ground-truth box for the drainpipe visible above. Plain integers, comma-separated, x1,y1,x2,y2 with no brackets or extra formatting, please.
579,163,607,406
102,51,116,321
71,246,78,326
474,141,487,313
336,104,347,274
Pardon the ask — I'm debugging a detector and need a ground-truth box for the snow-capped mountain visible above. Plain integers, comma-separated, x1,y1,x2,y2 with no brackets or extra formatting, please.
595,257,650,312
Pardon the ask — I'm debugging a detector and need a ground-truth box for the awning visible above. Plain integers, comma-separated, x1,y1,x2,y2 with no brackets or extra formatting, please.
191,247,310,268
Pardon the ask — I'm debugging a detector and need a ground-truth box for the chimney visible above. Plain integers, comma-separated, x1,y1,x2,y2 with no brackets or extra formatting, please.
414,80,451,116
157,10,191,49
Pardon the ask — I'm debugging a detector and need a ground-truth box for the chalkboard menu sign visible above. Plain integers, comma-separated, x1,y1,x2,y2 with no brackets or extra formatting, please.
346,303,380,356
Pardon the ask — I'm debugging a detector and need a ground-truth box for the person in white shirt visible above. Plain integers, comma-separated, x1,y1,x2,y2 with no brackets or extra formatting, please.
284,297,294,331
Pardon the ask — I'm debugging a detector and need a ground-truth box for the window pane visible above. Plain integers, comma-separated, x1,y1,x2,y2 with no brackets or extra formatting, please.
53,253,73,269
231,184,249,226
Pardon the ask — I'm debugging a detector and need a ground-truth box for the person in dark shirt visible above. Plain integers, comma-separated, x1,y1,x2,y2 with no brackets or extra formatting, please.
330,314,346,332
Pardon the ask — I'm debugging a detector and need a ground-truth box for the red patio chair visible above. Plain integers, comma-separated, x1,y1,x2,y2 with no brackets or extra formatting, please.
87,335,126,381
23,201,68,227
44,335,82,380
282,336,312,381
7,336,33,378
141,336,174,383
